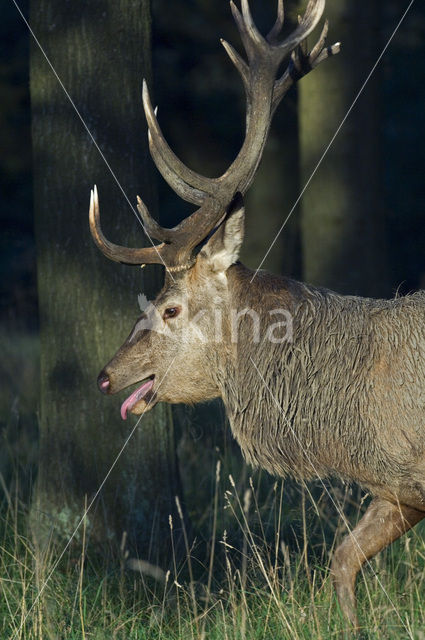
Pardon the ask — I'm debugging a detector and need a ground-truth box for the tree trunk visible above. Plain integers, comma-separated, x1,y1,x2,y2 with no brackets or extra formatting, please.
299,0,389,297
30,0,180,562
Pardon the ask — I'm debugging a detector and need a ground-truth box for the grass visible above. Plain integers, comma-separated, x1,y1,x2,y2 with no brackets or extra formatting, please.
1,469,425,640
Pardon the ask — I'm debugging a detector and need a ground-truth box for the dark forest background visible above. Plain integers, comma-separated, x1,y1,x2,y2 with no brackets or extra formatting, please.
1,0,425,567
3,0,425,335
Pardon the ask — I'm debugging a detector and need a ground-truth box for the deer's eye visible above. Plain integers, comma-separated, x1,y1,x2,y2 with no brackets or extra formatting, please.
163,306,180,320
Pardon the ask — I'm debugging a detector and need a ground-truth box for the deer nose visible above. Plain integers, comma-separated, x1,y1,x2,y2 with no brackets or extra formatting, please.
97,372,110,394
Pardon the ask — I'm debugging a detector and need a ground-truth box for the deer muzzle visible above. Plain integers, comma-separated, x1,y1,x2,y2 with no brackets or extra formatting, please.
98,372,110,394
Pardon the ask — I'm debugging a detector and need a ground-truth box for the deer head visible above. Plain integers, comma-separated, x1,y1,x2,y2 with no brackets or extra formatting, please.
90,0,339,419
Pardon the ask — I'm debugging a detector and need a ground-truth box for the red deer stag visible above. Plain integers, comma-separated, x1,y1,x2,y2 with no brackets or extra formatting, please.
89,0,425,631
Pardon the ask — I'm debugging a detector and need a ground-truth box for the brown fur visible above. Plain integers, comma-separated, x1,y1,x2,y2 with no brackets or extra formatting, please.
99,231,425,631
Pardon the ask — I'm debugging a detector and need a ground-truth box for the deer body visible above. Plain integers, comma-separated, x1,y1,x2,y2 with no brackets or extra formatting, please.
221,266,425,508
88,0,425,631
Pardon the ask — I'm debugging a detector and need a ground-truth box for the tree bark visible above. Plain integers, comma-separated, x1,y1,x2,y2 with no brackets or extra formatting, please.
299,0,389,297
30,0,180,562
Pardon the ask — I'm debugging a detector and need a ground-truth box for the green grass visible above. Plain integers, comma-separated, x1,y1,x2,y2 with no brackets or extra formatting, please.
1,479,425,640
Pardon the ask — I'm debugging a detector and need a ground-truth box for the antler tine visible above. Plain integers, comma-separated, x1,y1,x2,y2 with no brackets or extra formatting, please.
89,185,168,266
240,0,267,53
229,2,248,54
136,195,172,242
221,38,250,93
309,17,328,59
90,1,339,271
271,17,340,113
147,130,207,206
267,0,284,43
216,0,331,196
142,80,215,200
273,0,325,58
313,41,340,66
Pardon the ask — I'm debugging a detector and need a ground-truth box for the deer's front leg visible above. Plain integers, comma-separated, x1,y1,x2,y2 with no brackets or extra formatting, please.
331,497,424,632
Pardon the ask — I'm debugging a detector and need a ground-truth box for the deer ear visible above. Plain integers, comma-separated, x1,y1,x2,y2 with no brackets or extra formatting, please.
199,193,245,273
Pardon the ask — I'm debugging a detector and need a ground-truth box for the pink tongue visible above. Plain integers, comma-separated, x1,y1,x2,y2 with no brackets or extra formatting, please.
120,379,154,420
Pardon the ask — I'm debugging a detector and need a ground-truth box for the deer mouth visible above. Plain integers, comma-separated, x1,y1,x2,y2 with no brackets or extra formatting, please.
120,375,155,420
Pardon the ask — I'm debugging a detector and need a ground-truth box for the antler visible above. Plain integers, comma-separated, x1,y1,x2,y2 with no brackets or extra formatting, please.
89,0,340,271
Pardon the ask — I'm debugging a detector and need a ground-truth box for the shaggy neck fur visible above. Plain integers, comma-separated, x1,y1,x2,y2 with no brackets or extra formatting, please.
218,264,425,506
